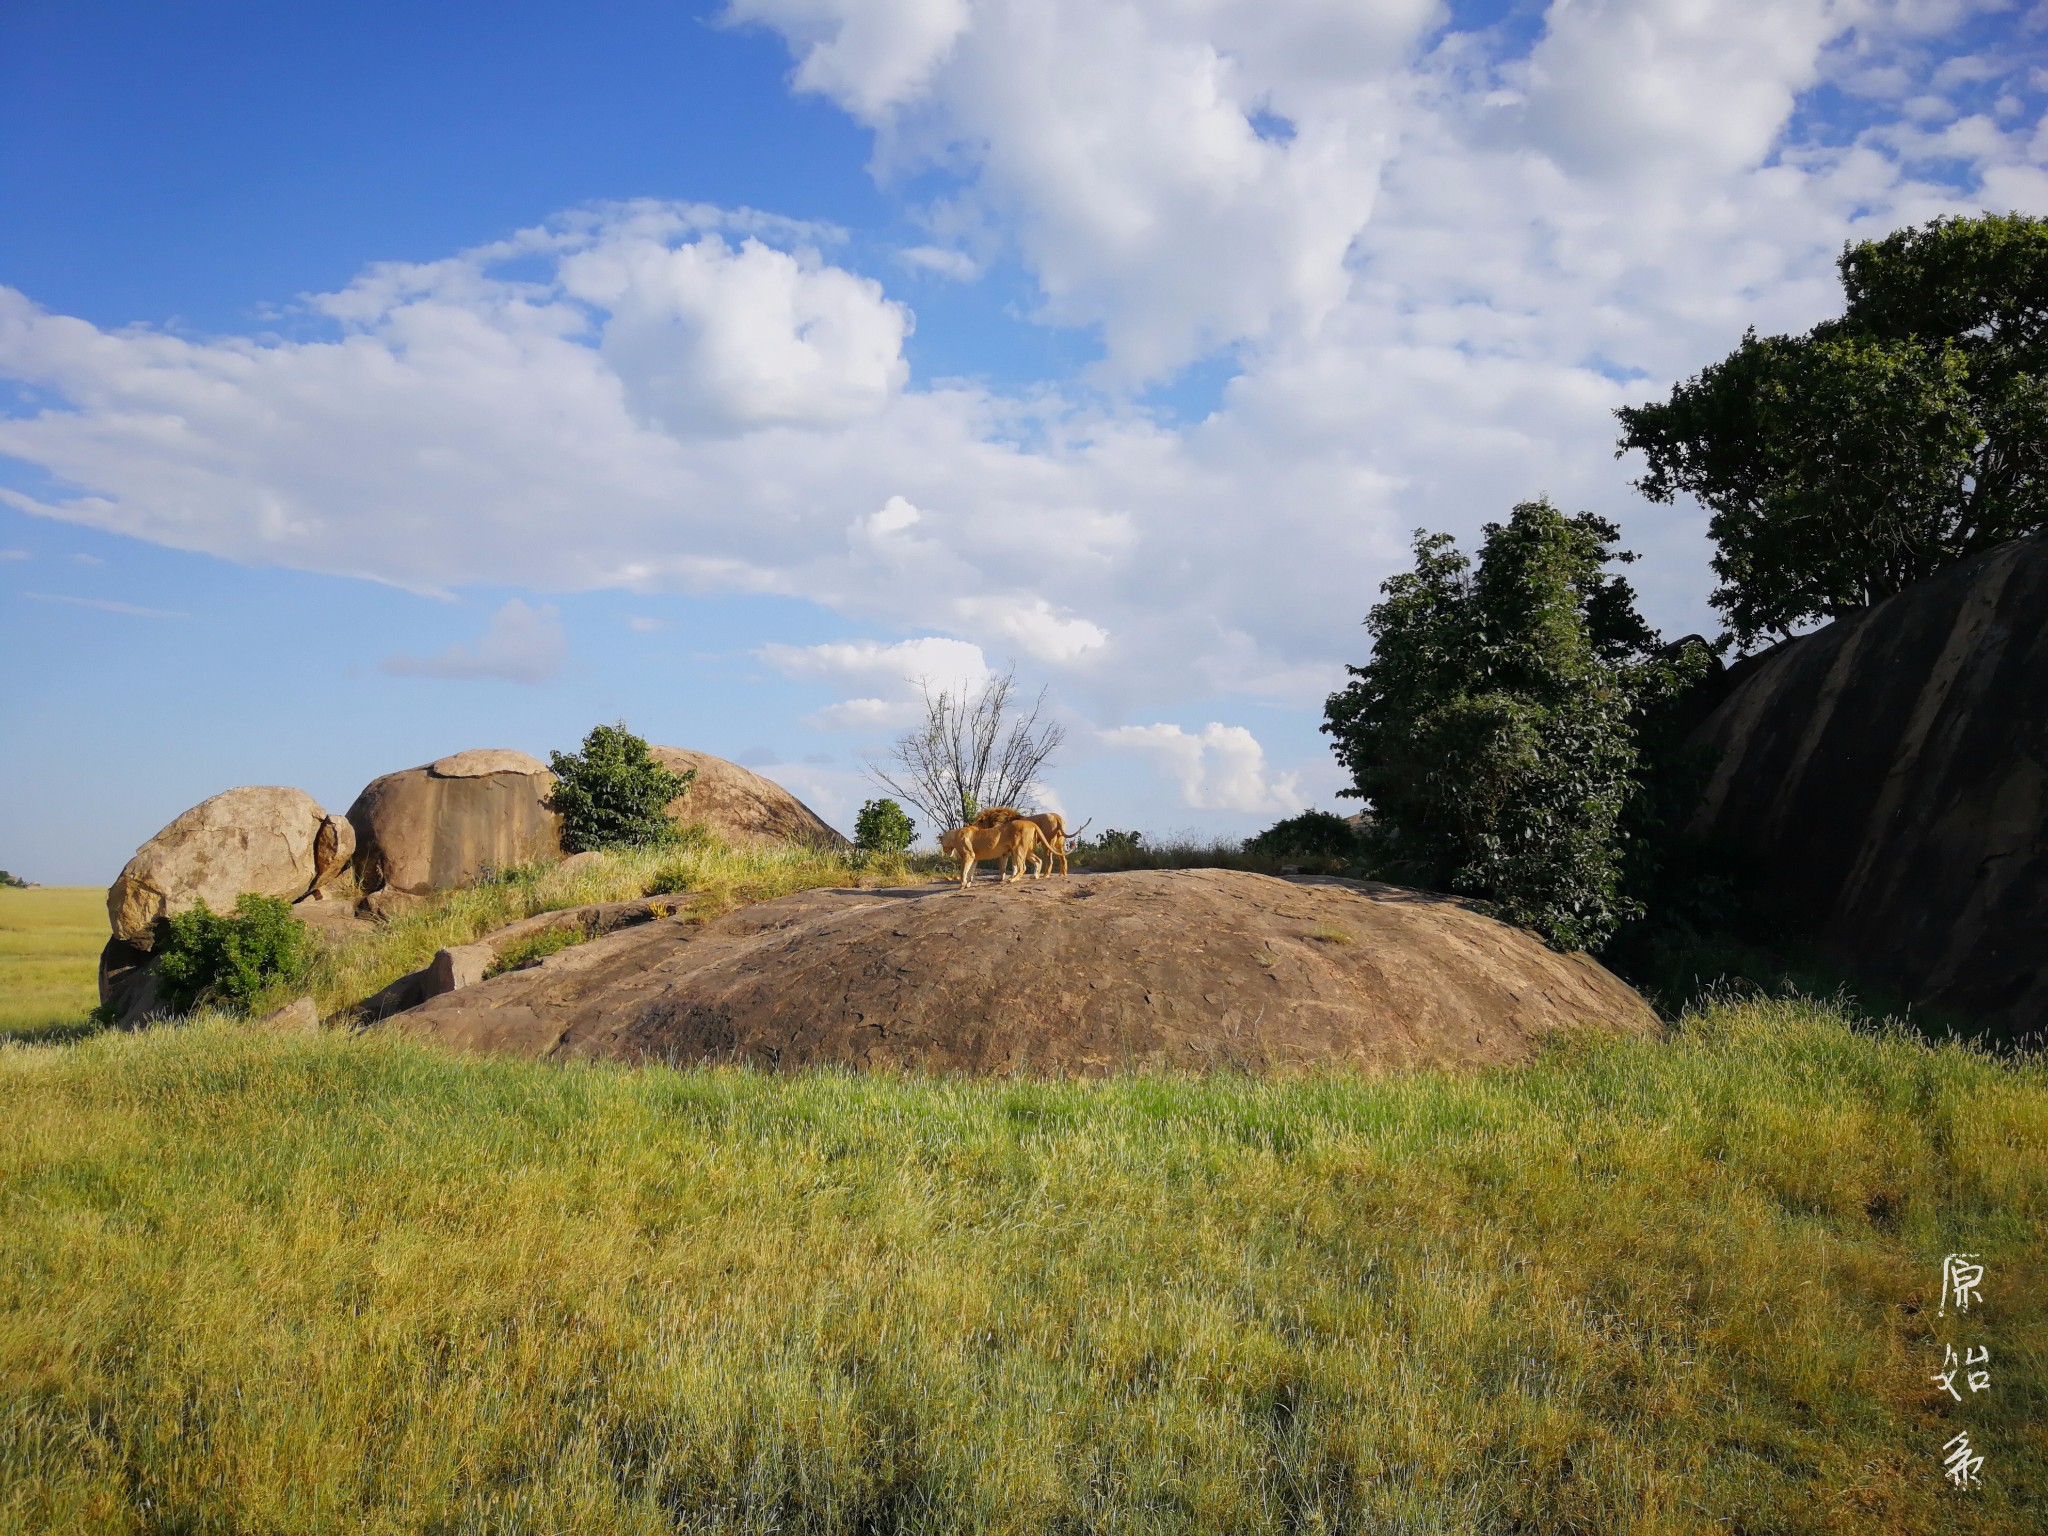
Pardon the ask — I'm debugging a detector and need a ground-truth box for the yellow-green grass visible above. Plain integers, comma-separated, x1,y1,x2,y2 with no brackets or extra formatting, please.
3,996,2043,1533
0,887,104,1045
304,840,940,1020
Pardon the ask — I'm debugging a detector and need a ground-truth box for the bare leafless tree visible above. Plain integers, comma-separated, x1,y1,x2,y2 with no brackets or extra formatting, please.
867,667,1065,832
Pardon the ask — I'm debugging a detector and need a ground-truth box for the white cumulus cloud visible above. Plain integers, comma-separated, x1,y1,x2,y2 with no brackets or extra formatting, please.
1101,722,1306,815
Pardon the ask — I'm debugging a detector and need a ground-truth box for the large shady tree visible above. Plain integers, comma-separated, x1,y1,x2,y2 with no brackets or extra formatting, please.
1617,212,2048,649
868,667,1065,833
1323,500,1707,952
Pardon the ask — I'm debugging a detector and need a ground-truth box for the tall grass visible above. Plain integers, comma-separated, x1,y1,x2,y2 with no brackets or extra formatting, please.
0,887,103,1045
285,840,932,1020
2,994,2042,1533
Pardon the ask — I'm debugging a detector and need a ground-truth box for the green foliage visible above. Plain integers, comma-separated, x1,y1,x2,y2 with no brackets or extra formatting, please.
4,998,2045,1531
0,884,105,1044
1323,500,1707,952
1619,212,2048,648
154,894,313,1016
546,722,696,853
482,925,587,979
1081,828,1144,859
0,869,27,889
853,797,917,855
1244,810,1362,861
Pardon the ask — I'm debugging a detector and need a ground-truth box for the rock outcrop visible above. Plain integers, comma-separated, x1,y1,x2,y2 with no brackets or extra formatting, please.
1690,535,2048,1034
355,898,681,1019
347,750,562,897
383,869,1659,1074
649,747,847,847
107,786,344,949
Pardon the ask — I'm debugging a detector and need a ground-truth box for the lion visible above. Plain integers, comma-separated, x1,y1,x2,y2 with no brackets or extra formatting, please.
969,807,1090,877
938,816,1047,888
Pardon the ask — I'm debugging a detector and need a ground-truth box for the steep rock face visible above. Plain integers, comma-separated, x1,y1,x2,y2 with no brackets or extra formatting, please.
106,786,342,949
384,869,1659,1074
348,750,562,896
649,747,848,847
1690,535,2048,1033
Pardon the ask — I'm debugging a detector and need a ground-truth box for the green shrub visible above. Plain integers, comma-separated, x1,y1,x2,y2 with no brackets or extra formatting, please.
853,797,916,855
1244,810,1362,861
155,894,313,1016
547,722,696,853
1079,828,1144,860
0,869,27,889
1323,500,1708,951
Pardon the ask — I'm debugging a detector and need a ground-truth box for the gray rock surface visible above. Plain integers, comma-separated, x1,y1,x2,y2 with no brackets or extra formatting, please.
347,751,561,896
1689,534,2048,1034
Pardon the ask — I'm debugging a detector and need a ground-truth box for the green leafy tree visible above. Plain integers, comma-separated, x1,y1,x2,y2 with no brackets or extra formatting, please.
547,722,696,852
854,797,916,855
1244,811,1361,861
1322,499,1706,951
1618,212,2048,648
0,869,26,889
156,894,313,1016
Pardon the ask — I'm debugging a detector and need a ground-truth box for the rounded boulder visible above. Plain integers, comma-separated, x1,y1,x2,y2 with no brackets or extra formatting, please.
107,786,342,949
649,747,847,847
348,750,562,896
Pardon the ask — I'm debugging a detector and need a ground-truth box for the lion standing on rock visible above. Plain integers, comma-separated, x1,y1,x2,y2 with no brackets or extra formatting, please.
938,817,1048,889
969,807,1088,878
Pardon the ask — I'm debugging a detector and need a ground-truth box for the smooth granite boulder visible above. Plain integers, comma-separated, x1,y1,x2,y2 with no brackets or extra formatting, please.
1689,534,2048,1034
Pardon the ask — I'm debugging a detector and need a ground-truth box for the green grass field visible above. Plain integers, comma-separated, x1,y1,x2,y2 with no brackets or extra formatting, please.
3,993,2043,1533
0,887,104,1045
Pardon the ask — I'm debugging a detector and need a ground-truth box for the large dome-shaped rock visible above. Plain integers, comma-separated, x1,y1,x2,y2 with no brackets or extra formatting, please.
107,786,342,949
1690,535,2048,1035
348,750,562,897
385,869,1658,1073
649,747,847,847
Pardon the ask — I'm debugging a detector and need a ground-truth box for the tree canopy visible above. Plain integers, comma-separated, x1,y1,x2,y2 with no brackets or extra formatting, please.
1617,212,2047,648
547,723,695,853
1323,499,1704,952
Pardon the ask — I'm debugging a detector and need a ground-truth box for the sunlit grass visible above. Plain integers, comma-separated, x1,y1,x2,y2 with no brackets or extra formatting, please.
2,994,2042,1533
0,887,103,1045
304,838,938,1018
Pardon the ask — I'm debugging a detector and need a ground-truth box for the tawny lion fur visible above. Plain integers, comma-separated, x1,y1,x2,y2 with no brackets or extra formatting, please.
938,817,1047,888
970,806,1086,877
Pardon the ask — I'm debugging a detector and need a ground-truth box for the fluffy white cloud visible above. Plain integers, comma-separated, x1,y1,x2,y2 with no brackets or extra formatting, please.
1101,722,1306,814
560,230,909,433
735,0,1440,379
381,599,566,684
1,4,2039,833
760,634,992,729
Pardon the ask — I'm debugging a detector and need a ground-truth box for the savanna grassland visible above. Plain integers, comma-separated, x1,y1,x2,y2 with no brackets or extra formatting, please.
2,988,2044,1534
0,886,104,1045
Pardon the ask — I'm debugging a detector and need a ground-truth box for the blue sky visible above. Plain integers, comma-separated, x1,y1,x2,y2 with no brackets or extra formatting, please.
3,0,2043,882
